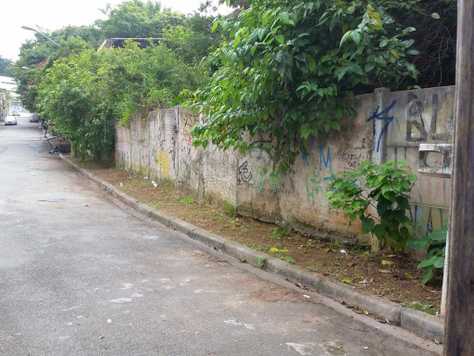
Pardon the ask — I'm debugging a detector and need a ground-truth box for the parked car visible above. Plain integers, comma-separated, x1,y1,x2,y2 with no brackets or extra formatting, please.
4,115,18,126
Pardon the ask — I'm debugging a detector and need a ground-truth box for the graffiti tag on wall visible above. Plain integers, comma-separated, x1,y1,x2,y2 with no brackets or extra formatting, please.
367,100,397,152
306,145,334,203
237,161,253,185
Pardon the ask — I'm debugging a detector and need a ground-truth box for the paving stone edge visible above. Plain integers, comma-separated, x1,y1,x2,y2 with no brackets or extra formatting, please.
61,155,444,343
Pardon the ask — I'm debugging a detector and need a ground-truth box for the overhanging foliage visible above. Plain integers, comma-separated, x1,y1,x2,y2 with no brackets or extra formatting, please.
192,0,418,171
38,44,203,161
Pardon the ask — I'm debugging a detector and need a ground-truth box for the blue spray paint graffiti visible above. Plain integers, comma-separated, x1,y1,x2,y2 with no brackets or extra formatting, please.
301,150,310,166
367,100,397,152
319,144,332,170
306,145,335,202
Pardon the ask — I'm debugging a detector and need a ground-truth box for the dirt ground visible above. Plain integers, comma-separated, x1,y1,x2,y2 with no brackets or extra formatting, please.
88,166,442,315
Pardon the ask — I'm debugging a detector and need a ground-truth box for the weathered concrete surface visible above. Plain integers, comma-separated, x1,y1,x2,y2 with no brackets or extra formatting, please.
0,117,439,355
117,86,454,238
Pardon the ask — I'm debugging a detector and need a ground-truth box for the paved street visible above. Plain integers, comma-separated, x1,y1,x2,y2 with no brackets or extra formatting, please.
0,117,437,355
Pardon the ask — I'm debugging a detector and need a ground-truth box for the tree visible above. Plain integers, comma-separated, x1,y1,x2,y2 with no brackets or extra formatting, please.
222,0,457,88
15,30,93,112
192,0,417,171
97,0,220,65
14,1,219,112
96,0,184,39
373,0,457,88
37,43,202,161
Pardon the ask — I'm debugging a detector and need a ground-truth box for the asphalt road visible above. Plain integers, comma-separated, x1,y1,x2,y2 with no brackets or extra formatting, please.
0,117,438,356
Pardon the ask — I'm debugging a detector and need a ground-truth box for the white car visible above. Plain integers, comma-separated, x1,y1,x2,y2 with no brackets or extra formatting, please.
4,115,18,126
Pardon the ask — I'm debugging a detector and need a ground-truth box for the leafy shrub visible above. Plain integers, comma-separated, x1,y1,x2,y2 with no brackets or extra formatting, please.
409,227,447,285
376,0,457,88
37,43,202,161
192,0,417,171
327,160,416,252
15,0,218,151
225,0,457,88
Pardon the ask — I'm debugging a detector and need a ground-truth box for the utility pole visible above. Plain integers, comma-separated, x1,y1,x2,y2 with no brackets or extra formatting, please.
444,0,474,354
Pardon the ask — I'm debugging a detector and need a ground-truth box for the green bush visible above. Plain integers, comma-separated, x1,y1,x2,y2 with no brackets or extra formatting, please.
327,160,416,252
37,43,203,161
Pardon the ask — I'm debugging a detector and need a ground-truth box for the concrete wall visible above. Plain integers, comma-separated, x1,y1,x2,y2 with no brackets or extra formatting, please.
235,94,375,237
116,108,239,205
382,86,454,233
115,86,454,238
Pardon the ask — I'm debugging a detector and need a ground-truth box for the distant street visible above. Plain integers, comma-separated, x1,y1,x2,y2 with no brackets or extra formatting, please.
0,117,435,355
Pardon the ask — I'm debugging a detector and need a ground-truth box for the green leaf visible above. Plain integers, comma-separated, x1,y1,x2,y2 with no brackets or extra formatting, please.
211,20,220,33
340,31,353,47
433,256,445,269
278,12,294,26
418,255,438,269
276,34,285,44
421,269,434,285
351,31,362,45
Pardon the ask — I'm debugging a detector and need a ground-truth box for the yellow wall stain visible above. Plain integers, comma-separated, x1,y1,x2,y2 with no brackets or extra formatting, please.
156,150,171,178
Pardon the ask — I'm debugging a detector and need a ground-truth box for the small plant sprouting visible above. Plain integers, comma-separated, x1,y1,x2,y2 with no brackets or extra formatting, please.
255,256,266,269
271,226,290,240
223,201,237,218
409,226,447,285
178,195,194,205
405,301,437,316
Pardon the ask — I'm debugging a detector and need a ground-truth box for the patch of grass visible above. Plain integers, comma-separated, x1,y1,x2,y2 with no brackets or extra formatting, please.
268,246,295,264
405,301,437,316
223,201,237,218
271,226,290,240
178,195,194,205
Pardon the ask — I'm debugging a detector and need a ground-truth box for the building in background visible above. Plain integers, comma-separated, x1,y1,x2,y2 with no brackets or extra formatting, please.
0,75,24,121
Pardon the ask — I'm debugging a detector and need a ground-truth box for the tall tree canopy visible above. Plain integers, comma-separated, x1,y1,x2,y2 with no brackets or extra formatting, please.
15,0,220,112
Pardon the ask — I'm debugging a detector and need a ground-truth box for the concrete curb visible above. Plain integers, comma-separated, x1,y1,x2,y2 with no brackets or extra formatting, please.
61,155,445,342
401,307,444,342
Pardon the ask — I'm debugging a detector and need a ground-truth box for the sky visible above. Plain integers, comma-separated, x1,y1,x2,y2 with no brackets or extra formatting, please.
0,0,226,60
